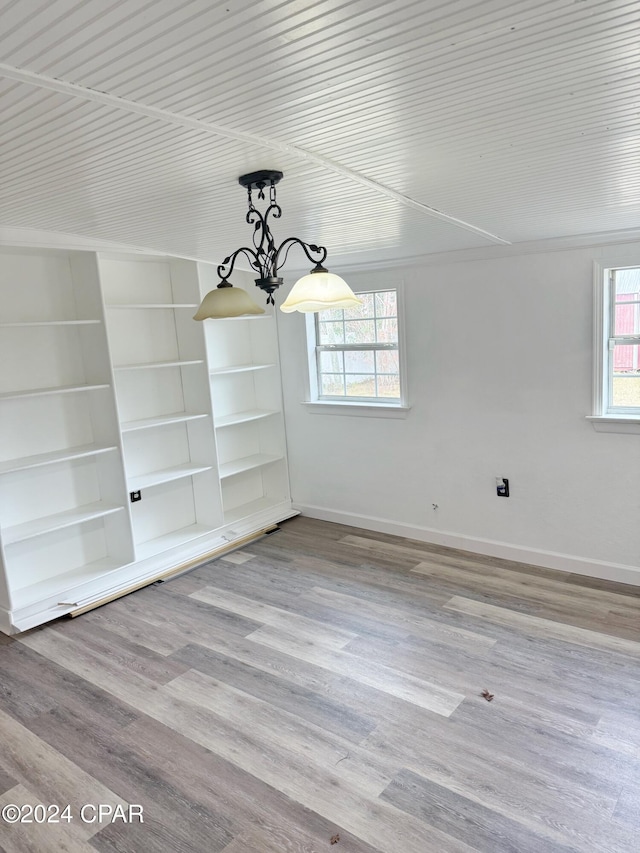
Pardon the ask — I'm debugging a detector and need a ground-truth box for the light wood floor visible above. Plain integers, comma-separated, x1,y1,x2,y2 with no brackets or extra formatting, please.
1,516,639,852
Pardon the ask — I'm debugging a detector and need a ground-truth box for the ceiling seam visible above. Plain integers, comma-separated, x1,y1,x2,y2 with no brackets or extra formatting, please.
0,60,510,246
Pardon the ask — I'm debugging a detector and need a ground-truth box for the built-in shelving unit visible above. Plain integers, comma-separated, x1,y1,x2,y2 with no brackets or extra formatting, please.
100,256,224,560
0,249,133,624
0,251,294,635
203,271,291,526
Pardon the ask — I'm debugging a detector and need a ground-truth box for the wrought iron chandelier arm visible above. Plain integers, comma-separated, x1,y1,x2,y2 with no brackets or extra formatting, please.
247,203,281,268
217,245,263,281
272,237,328,276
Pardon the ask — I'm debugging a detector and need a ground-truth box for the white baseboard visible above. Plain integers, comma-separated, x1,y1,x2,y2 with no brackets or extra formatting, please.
295,503,640,587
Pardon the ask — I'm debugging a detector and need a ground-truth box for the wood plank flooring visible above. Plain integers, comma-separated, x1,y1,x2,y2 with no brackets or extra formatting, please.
1,516,639,852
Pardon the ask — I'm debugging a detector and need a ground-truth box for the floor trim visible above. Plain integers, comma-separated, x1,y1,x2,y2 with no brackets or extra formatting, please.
295,503,640,587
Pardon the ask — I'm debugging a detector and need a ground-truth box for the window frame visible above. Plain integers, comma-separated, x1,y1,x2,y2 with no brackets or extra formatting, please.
590,261,640,432
304,283,410,416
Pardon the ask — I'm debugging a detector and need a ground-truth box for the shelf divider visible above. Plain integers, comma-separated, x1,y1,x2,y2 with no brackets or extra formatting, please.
223,496,280,524
209,363,275,376
218,453,283,479
0,444,118,475
0,320,101,327
106,304,198,309
134,524,214,560
128,463,213,491
114,359,203,371
0,383,110,401
121,412,209,432
10,558,126,611
215,409,278,428
3,502,124,546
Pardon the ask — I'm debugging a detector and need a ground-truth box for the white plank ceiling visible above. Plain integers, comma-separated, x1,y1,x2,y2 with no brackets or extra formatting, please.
0,0,639,270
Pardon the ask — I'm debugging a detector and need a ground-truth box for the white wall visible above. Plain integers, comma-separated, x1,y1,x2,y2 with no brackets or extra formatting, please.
277,243,640,584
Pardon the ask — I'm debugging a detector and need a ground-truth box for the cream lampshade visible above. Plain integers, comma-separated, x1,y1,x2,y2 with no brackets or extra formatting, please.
193,284,265,319
280,268,362,313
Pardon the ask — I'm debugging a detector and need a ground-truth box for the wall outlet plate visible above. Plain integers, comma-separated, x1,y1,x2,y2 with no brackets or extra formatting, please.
496,478,509,497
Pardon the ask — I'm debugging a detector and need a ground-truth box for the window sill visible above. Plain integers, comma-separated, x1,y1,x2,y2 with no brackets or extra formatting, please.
586,416,640,434
302,401,411,419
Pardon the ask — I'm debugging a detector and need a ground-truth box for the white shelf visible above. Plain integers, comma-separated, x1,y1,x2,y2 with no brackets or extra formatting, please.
0,382,110,401
134,524,214,560
219,453,283,479
0,320,101,327
223,497,281,525
0,444,118,475
215,409,278,428
128,463,213,491
106,304,198,309
3,502,124,546
114,359,203,371
10,558,126,611
121,412,209,432
209,363,276,376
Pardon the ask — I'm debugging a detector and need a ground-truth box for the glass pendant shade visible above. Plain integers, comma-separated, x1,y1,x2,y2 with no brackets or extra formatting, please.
193,285,265,320
280,270,363,313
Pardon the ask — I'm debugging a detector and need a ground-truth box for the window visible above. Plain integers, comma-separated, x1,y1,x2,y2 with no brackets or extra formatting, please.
305,287,407,412
593,265,640,424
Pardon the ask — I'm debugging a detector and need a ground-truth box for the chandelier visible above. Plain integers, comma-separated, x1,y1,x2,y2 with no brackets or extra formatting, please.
193,170,361,319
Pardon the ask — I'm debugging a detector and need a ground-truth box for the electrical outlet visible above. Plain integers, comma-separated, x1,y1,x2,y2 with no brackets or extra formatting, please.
130,490,142,503
496,478,509,498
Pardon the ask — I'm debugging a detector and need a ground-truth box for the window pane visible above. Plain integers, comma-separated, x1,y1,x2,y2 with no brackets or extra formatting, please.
318,320,345,344
377,374,400,398
344,292,374,320
376,318,398,343
345,319,375,343
319,351,344,372
613,342,640,372
320,307,345,322
615,269,640,300
614,300,640,336
375,350,399,374
320,374,345,396
614,301,636,335
345,375,376,396
344,350,374,373
612,344,640,407
614,269,640,335
375,291,397,317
